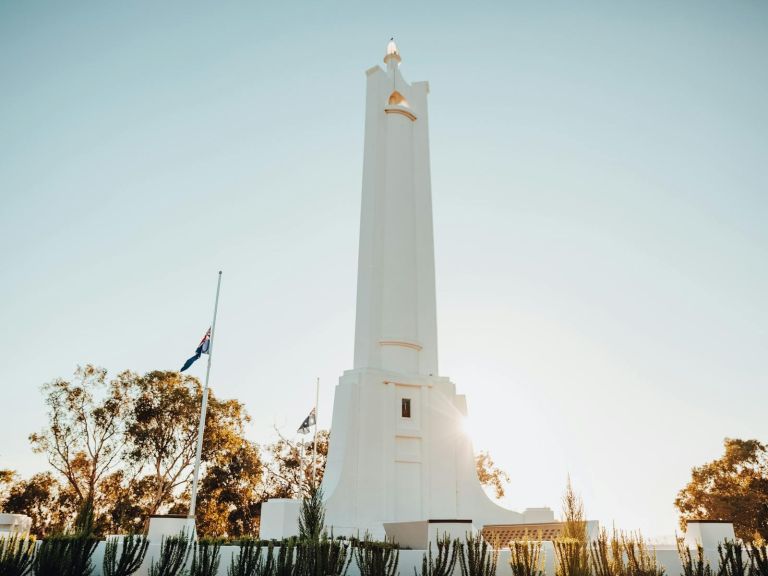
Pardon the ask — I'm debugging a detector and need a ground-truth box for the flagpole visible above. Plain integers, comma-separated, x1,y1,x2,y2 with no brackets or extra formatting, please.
312,376,319,488
188,270,222,519
300,440,306,496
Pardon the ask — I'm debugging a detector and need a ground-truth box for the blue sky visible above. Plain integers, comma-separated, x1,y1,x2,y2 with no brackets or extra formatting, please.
1,1,766,537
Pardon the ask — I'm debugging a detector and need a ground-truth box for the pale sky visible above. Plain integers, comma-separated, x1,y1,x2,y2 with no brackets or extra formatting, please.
1,1,766,538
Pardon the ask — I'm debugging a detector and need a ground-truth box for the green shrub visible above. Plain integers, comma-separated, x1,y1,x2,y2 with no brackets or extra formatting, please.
748,542,767,576
0,533,35,576
623,533,664,576
589,529,620,576
677,539,712,576
717,540,748,576
355,536,399,576
509,538,544,576
148,531,192,576
227,538,269,576
554,538,590,576
274,539,297,576
416,535,459,576
32,534,98,576
103,534,149,576
458,533,497,576
295,535,352,576
188,539,222,576
298,486,326,542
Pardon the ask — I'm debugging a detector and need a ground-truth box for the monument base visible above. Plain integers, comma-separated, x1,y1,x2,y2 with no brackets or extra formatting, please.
0,513,31,534
383,520,476,549
259,498,301,540
147,515,197,543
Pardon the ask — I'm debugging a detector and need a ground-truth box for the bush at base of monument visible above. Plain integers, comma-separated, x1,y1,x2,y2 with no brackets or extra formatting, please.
417,535,460,576
188,539,223,576
355,536,400,576
103,534,149,576
458,533,498,576
33,533,99,576
148,531,192,576
0,532,36,576
509,538,545,576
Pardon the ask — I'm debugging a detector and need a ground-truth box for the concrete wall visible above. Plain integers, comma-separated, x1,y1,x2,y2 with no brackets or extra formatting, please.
37,539,727,576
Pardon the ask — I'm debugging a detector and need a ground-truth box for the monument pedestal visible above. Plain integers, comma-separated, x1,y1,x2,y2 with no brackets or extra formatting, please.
260,499,301,540
146,515,197,543
384,520,475,550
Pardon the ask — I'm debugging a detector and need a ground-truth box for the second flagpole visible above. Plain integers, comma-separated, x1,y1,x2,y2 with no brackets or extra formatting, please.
312,376,319,488
188,270,223,519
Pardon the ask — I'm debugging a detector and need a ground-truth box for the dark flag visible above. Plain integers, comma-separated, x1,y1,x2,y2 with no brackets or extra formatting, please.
180,328,211,372
297,408,316,435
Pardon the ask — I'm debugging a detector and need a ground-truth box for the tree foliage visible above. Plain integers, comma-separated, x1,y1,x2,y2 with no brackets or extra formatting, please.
475,452,510,500
126,370,253,522
262,430,329,500
7,363,516,539
7,366,258,537
675,438,768,542
2,472,78,537
192,440,263,538
29,365,134,509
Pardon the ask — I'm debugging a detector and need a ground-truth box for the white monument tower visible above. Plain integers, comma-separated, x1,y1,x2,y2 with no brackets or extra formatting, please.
319,41,553,536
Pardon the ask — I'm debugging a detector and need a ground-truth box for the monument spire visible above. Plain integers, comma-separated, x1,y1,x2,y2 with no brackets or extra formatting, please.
260,42,548,542
384,37,401,69
353,36,438,376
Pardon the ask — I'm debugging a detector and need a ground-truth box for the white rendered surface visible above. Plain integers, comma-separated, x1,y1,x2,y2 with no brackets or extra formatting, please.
0,513,31,534
320,44,530,537
683,521,736,548
383,520,476,550
260,498,301,540
146,515,197,543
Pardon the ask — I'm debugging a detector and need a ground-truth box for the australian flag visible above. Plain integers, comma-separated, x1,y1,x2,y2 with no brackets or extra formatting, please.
180,328,211,372
297,408,316,435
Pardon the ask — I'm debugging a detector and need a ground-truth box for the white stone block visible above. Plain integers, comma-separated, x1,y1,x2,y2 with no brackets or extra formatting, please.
259,498,301,540
684,521,736,548
0,513,31,534
146,515,197,543
522,508,555,523
383,520,476,549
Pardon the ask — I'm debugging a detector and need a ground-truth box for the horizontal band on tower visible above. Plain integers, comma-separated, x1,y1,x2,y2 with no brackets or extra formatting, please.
384,107,417,121
379,340,423,351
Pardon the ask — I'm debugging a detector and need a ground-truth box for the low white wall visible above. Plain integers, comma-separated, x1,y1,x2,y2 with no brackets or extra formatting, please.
47,540,724,576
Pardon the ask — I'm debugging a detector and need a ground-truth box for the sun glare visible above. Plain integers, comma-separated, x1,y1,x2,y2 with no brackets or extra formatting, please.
461,416,475,439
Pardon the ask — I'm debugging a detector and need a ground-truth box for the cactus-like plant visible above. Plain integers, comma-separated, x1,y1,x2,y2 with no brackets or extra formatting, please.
227,538,268,576
554,538,590,576
677,539,712,576
458,533,497,576
509,538,545,576
623,533,664,576
416,535,460,576
295,536,352,576
298,486,326,543
355,536,399,576
31,536,70,576
0,532,36,576
148,531,192,576
275,539,297,576
103,534,150,576
187,539,222,576
748,542,767,576
589,529,618,576
718,540,748,576
32,534,99,576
